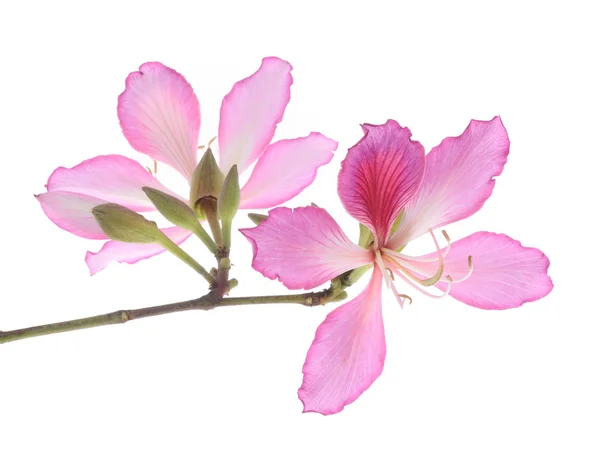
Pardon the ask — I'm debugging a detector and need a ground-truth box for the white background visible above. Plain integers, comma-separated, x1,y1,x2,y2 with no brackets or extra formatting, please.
1,1,598,462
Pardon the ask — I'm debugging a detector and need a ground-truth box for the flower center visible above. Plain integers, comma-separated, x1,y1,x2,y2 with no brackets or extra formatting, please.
373,229,473,307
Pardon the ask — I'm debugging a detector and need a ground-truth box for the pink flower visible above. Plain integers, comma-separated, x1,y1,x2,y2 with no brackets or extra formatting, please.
37,58,337,275
241,117,553,415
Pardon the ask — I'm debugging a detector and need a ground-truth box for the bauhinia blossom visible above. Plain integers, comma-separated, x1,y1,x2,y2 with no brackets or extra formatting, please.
37,57,337,274
241,117,553,415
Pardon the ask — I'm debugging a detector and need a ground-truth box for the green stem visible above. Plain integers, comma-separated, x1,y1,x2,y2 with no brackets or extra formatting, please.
201,199,223,247
0,287,346,345
192,225,219,255
157,233,215,285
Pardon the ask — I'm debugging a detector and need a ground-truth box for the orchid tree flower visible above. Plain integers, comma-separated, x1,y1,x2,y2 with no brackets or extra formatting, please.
241,117,553,415
36,57,337,275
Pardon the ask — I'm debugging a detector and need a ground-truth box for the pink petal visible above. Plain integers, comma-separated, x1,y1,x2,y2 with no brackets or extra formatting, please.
218,57,292,175
36,191,108,239
47,155,184,211
299,267,385,415
388,117,509,249
118,62,200,180
338,120,425,246
240,206,373,290
85,226,192,275
406,232,553,309
239,133,337,209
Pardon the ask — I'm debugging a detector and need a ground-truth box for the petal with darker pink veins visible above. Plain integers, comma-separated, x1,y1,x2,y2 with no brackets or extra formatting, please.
118,62,200,179
404,232,553,309
338,120,425,246
47,154,183,211
298,267,385,415
240,206,373,290
218,57,293,175
388,117,509,249
239,133,337,209
85,226,192,275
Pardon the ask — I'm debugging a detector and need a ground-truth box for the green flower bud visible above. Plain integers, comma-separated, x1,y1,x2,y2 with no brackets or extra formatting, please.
358,223,374,248
218,165,240,223
143,187,202,234
189,148,224,216
248,213,268,225
92,203,161,243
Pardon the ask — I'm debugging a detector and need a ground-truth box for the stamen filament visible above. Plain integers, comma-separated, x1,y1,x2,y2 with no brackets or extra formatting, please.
386,229,452,263
449,256,473,283
382,229,444,287
389,267,453,299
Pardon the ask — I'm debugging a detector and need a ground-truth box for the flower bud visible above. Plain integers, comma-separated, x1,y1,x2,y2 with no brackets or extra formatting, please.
218,165,240,223
248,213,268,225
143,187,202,234
92,203,161,243
189,148,224,216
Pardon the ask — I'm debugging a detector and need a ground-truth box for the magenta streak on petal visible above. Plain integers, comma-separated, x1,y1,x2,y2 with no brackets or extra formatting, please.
36,191,109,239
46,154,185,211
239,133,337,209
388,117,510,249
85,226,192,275
338,120,425,246
405,232,553,309
118,62,200,180
218,57,293,175
298,266,385,415
240,206,374,290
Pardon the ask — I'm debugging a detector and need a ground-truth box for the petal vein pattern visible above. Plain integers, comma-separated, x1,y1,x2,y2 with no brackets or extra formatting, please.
240,206,374,290
118,62,200,179
389,117,509,248
404,232,553,309
299,266,385,415
338,120,425,245
219,57,293,175
46,154,184,211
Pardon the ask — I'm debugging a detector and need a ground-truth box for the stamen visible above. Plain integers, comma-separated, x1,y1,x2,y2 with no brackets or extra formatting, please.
449,256,474,284
374,249,392,289
388,229,452,263
383,229,444,287
153,160,158,175
390,267,453,299
207,136,217,149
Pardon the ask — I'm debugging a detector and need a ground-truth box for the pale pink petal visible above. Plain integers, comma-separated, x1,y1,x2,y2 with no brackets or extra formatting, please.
240,206,373,290
218,57,292,175
118,62,200,180
388,117,509,249
405,232,553,309
85,226,192,275
47,155,184,211
239,133,337,209
338,120,425,246
299,267,385,415
36,191,108,239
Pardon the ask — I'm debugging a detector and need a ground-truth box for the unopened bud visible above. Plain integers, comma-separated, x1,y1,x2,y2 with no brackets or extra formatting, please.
358,223,374,248
92,203,161,243
248,213,268,225
189,148,224,216
218,165,240,223
143,187,202,234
